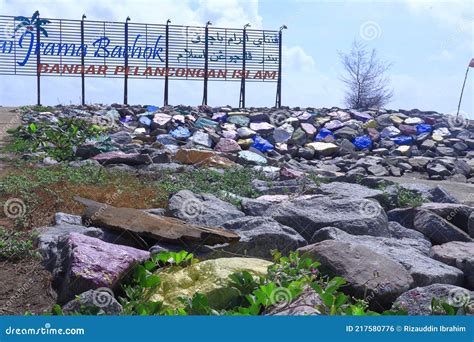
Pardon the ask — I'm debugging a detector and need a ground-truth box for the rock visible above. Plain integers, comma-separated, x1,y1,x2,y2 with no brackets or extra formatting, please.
54,212,82,226
109,131,132,145
173,148,215,165
299,240,414,310
77,197,240,245
470,213,474,238
318,182,385,202
263,287,322,316
148,257,272,309
214,138,241,153
62,289,123,315
429,186,459,204
92,151,152,166
168,190,245,227
194,117,219,129
56,233,150,303
427,163,450,178
267,196,389,241
392,284,473,315
306,142,339,156
311,227,463,287
221,217,307,258
227,115,250,127
190,131,213,148
431,241,474,288
237,150,267,165
367,164,389,176
387,221,428,241
414,210,473,244
240,198,273,216
420,203,473,232
250,122,274,134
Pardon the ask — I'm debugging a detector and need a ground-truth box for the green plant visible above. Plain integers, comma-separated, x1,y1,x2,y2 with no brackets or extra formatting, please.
396,186,425,207
431,298,471,315
0,227,36,260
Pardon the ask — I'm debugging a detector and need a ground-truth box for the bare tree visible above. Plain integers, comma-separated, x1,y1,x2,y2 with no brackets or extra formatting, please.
340,41,393,109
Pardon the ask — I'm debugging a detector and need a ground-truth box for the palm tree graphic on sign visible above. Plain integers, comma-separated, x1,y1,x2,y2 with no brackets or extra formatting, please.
14,11,50,37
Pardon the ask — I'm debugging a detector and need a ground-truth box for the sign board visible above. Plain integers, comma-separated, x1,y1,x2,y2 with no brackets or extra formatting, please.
0,12,284,107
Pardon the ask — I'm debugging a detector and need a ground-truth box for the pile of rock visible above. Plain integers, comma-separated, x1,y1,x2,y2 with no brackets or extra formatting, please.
35,179,474,314
20,104,474,181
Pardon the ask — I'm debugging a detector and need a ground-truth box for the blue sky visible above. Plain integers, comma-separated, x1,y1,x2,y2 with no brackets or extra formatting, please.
0,0,472,117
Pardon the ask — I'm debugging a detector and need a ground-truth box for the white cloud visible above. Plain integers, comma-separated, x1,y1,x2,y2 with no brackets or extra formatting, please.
283,45,315,72
428,49,454,62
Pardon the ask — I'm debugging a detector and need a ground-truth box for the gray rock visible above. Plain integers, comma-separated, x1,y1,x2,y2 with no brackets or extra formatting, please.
267,197,389,241
414,210,473,244
221,216,307,258
311,227,463,287
387,221,428,241
387,207,415,229
420,203,473,232
109,131,132,145
241,198,273,216
318,182,385,202
299,240,414,310
428,186,459,204
367,164,389,176
427,163,450,178
431,241,474,289
62,289,123,315
469,213,474,238
168,190,245,227
54,212,82,226
392,284,473,315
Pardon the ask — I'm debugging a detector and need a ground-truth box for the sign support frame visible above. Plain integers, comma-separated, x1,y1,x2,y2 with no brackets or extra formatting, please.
80,14,86,106
123,16,130,105
164,19,170,106
202,21,211,106
239,24,250,108
275,25,286,108
36,12,41,106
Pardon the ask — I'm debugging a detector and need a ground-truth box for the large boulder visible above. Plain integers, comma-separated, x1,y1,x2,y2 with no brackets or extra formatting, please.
148,257,272,309
392,284,473,315
92,151,152,166
414,210,473,244
221,217,307,258
266,197,389,241
387,221,429,241
298,240,414,310
420,203,474,233
77,197,240,246
318,182,385,202
168,190,245,227
431,241,474,289
311,227,463,287
56,233,150,303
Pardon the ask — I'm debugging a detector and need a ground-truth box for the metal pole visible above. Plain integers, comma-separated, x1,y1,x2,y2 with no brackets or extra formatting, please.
36,11,41,106
275,25,286,108
202,21,211,106
81,14,86,106
239,24,250,108
456,65,470,118
164,19,170,106
124,16,130,105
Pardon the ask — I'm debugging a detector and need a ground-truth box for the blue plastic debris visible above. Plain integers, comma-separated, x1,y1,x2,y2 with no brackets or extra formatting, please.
392,135,413,145
138,116,152,127
252,135,274,152
170,126,191,140
314,128,335,141
352,135,373,150
119,115,133,123
416,124,432,135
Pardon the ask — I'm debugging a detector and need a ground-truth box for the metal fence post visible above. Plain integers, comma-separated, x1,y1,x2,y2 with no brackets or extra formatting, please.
275,25,286,108
202,21,211,106
123,16,130,105
239,24,250,108
164,19,170,106
80,14,86,106
36,11,41,106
